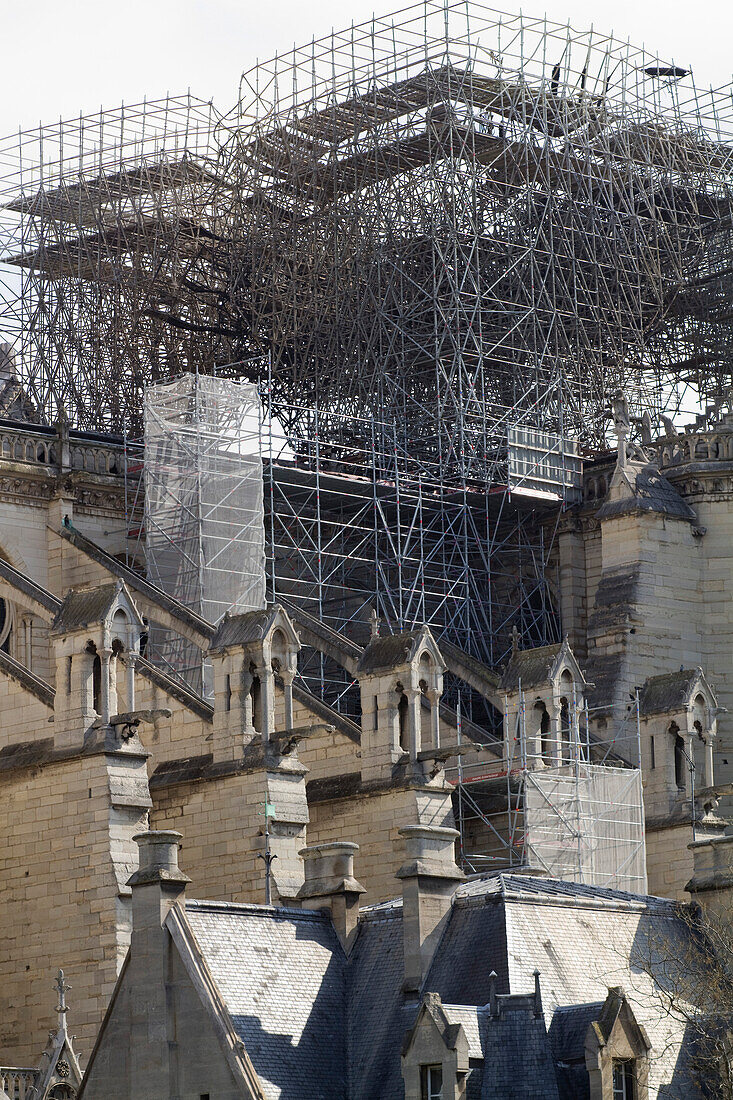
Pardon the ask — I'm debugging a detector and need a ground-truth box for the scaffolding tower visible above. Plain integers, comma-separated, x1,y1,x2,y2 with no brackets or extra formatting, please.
450,691,647,892
1,1,732,677
143,374,266,689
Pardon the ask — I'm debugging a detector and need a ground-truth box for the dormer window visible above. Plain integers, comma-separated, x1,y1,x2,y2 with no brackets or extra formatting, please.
612,1059,637,1100
420,1064,443,1100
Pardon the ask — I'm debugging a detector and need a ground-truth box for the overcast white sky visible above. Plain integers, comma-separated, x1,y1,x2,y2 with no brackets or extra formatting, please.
0,0,731,136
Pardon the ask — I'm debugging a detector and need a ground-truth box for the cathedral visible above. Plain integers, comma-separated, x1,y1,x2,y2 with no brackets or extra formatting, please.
1,377,733,1098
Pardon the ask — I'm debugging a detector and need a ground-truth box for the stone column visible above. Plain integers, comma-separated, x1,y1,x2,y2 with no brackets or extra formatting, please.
397,825,464,993
127,831,190,1100
549,701,562,765
704,733,715,789
99,648,113,724
260,663,275,741
685,732,695,798
126,653,137,712
282,669,295,730
404,687,421,760
427,689,441,750
686,830,733,919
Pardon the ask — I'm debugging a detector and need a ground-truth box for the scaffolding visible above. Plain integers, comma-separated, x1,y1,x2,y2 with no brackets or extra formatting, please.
0,3,731,674
143,374,266,689
450,691,647,892
1,4,732,443
0,2,729,869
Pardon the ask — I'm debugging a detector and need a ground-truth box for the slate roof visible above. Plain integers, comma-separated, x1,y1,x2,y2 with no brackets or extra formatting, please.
356,630,427,673
209,605,295,652
639,668,705,717
498,643,562,692
173,873,698,1100
185,900,346,1100
51,582,121,633
477,1011,561,1100
549,1002,602,1064
347,902,412,1100
596,463,695,522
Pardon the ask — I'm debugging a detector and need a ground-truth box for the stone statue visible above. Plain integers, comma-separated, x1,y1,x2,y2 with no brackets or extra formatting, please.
611,391,631,469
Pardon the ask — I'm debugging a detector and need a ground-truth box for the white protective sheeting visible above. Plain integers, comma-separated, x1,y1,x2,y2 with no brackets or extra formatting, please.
144,374,266,688
524,764,647,893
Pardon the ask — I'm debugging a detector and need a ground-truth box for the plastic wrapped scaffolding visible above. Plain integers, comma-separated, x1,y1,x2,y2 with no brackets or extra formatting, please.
144,375,266,692
524,765,646,892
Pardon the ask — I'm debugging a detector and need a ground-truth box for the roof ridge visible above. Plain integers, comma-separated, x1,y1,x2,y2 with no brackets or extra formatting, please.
185,898,327,920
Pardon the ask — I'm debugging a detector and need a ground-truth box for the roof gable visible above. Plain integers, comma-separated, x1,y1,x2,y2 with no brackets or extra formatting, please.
181,899,346,1100
597,460,696,523
50,579,143,635
356,624,444,675
209,603,300,654
499,638,586,694
640,667,717,717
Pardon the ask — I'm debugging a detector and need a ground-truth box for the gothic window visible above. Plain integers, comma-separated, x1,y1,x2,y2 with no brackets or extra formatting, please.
397,684,409,752
420,1064,443,1100
673,729,686,790
612,1059,637,1100
92,654,102,714
0,596,11,654
249,662,262,733
48,1086,77,1099
536,701,551,763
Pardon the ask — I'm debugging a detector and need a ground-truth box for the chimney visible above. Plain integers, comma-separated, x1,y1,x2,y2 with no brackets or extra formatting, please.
126,831,190,1099
686,828,733,917
297,841,366,950
396,825,463,993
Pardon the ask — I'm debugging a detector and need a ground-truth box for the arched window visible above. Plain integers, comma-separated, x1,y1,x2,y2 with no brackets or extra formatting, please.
419,676,431,744
270,628,288,674
249,662,262,733
92,654,102,714
0,596,11,654
560,697,571,763
111,607,128,649
397,684,409,752
673,726,686,790
535,701,551,763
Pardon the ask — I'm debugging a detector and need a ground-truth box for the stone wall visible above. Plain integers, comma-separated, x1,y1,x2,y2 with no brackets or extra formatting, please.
307,783,455,905
0,749,148,1063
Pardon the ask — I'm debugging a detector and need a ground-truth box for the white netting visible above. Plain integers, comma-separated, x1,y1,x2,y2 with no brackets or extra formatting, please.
524,765,646,893
144,374,266,688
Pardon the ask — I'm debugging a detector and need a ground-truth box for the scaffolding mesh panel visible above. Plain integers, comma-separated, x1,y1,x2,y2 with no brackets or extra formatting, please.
524,766,647,892
144,375,266,687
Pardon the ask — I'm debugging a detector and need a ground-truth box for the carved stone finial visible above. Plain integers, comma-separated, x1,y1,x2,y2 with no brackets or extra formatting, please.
370,607,380,640
54,968,70,1035
511,625,520,654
